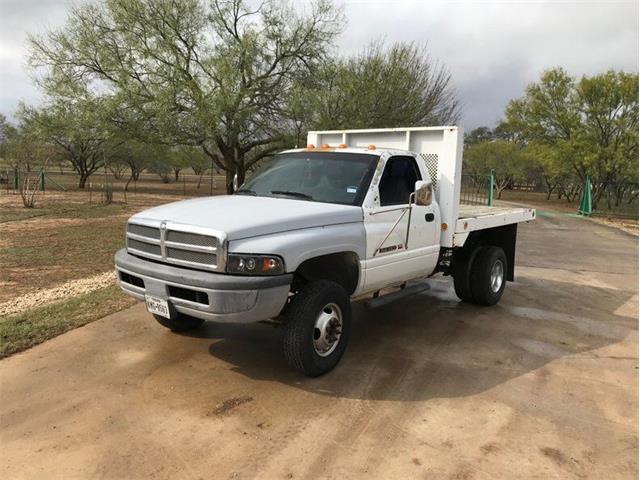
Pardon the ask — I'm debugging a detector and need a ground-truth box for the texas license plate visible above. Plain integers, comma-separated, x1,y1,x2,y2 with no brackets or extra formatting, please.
145,295,170,318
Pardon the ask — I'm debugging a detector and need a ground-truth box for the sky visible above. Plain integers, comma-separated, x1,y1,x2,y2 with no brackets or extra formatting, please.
0,0,638,130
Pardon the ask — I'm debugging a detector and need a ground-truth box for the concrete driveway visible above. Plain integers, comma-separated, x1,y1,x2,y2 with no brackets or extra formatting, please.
1,213,637,479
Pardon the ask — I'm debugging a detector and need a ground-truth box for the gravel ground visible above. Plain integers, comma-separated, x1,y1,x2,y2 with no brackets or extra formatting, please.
0,271,116,317
589,216,639,236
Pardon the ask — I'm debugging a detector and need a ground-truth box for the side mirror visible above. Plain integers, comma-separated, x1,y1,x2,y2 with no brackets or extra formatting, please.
414,180,432,206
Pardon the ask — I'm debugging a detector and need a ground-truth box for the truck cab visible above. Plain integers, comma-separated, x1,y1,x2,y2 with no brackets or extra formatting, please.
115,126,535,376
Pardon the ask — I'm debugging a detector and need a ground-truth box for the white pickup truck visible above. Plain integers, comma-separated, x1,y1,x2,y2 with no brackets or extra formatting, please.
115,126,535,376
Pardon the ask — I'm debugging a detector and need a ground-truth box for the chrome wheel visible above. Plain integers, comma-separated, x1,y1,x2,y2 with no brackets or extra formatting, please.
313,303,343,357
490,260,504,293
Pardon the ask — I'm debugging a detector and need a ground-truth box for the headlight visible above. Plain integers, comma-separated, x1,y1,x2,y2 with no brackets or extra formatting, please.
226,254,285,275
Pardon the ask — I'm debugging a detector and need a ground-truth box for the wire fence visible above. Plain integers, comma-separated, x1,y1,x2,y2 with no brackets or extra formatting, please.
592,182,639,218
460,173,494,206
0,167,228,203
2,166,636,219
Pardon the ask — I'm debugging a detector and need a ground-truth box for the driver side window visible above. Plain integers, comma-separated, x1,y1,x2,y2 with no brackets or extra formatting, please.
378,156,422,206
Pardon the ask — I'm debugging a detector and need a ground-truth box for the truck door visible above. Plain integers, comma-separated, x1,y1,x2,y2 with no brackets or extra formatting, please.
362,155,440,292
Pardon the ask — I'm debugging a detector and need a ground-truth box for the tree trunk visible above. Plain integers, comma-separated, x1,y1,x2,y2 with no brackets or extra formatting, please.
174,168,181,182
124,175,133,192
592,183,607,210
123,175,134,204
237,168,245,189
78,173,89,189
225,169,235,194
224,167,246,194
543,177,554,200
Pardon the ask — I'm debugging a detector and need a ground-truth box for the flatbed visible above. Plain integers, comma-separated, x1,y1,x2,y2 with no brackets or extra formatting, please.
456,205,536,241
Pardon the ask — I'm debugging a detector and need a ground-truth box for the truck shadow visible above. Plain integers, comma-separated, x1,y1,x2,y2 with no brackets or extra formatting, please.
192,276,637,402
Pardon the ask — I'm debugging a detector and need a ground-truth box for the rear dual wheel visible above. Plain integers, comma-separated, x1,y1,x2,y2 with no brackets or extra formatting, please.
454,245,507,306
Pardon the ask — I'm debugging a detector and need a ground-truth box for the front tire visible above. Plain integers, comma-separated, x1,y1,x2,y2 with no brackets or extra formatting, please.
152,313,204,332
283,280,351,377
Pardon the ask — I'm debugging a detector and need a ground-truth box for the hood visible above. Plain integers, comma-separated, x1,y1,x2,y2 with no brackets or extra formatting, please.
131,195,363,240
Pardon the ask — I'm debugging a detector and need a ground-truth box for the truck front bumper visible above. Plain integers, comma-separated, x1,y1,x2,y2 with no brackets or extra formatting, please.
114,249,292,323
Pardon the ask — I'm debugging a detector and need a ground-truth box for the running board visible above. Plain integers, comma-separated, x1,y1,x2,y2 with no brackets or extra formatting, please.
363,282,430,309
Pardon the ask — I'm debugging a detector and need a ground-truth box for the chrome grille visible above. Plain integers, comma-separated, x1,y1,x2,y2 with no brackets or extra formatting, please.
127,238,161,256
166,248,217,265
127,223,160,239
126,221,224,272
166,230,216,248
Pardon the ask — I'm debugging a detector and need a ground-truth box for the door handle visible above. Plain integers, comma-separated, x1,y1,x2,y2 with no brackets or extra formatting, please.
425,213,435,222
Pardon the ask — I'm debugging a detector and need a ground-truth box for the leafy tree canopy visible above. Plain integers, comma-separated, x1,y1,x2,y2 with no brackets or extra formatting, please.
504,67,638,203
291,42,460,140
29,0,344,192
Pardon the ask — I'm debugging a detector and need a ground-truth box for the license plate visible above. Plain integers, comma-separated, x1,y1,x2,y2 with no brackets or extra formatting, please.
145,295,170,318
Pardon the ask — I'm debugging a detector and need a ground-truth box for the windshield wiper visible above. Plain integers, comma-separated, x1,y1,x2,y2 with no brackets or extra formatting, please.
235,189,257,196
270,190,313,200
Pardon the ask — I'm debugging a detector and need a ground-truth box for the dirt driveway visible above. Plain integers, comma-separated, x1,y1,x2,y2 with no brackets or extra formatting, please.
1,213,637,479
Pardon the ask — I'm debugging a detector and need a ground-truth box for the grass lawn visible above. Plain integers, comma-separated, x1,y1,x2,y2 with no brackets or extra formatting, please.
0,284,136,358
0,201,132,303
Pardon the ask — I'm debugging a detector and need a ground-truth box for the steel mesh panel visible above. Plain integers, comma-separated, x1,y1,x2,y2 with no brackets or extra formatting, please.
420,153,438,190
127,223,160,239
166,247,217,266
166,230,216,248
127,238,161,256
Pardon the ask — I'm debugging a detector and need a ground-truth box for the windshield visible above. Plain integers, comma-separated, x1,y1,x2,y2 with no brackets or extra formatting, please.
238,152,378,206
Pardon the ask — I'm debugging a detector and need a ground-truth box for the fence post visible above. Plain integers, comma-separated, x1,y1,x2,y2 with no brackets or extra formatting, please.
488,169,495,206
40,170,45,192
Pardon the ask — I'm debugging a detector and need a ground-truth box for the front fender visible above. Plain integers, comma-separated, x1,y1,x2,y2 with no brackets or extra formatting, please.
227,222,366,272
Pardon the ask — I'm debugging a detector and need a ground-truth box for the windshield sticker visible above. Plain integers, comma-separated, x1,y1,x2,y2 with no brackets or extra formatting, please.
347,186,357,193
